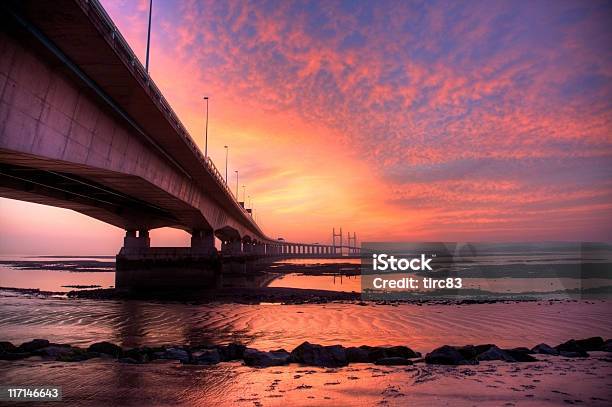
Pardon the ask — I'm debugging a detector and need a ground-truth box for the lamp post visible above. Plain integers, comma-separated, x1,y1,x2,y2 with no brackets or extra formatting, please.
235,170,239,199
203,97,209,157
145,0,153,73
224,145,228,183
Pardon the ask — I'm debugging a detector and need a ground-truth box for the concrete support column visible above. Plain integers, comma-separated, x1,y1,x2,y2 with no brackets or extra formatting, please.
191,229,215,255
123,229,150,250
222,239,242,255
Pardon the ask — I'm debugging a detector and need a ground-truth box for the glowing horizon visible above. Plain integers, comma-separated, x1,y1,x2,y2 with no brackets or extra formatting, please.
1,0,611,254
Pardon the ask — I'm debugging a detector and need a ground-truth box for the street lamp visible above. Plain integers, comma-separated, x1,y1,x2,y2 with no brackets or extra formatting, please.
234,170,239,199
203,97,209,157
145,0,153,73
224,145,229,183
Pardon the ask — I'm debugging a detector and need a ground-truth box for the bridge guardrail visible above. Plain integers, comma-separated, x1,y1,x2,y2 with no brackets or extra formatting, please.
82,0,261,234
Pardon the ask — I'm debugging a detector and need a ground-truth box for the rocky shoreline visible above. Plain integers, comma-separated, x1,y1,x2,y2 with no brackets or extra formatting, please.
4,285,572,306
1,337,610,368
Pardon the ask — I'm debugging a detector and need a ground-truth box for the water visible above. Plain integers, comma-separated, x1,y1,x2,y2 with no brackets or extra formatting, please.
1,251,611,405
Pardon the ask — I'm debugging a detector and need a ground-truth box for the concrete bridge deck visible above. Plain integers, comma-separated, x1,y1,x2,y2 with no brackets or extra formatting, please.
0,0,360,288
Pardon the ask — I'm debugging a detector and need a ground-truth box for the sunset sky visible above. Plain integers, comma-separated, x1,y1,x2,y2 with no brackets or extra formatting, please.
1,0,611,254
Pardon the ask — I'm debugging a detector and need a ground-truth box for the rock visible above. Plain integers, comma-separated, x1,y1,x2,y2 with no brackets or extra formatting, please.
35,346,78,358
162,348,190,363
554,340,589,357
425,345,477,365
357,345,385,362
122,347,152,363
290,342,348,367
374,357,413,366
0,341,17,353
559,351,587,358
18,339,50,352
243,348,290,367
56,350,95,362
118,357,139,364
87,341,122,357
476,346,516,362
244,348,291,367
381,346,420,359
351,345,420,363
531,343,559,355
575,337,604,351
192,349,221,365
217,343,246,361
346,347,370,363
0,352,31,360
508,347,534,354
503,348,537,362
602,339,612,352
457,344,495,360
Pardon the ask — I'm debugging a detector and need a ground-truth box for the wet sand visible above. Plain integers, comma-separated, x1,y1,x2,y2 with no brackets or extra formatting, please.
2,354,611,406
0,294,610,352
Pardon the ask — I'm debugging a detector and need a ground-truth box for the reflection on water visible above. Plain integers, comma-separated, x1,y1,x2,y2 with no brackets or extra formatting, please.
1,293,611,354
269,273,361,292
0,267,115,292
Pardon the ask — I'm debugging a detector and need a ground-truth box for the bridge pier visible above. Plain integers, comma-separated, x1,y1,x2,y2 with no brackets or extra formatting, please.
222,239,243,255
122,229,150,252
191,229,215,255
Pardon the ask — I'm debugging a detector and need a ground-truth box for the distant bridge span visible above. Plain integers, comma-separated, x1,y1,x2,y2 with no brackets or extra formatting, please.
0,0,359,262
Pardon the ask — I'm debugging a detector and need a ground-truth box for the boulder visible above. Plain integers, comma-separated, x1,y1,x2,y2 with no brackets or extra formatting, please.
559,351,587,358
18,339,50,352
87,341,122,357
162,348,190,363
35,346,78,358
118,357,139,364
503,348,537,362
243,349,290,367
374,357,413,366
0,351,31,360
0,341,17,353
346,347,370,363
476,346,516,362
575,337,604,351
351,345,420,363
602,339,612,352
531,343,559,355
425,345,477,365
554,340,588,357
56,350,95,362
122,347,153,363
290,342,348,367
192,349,221,365
217,343,246,361
457,344,495,360
381,346,420,359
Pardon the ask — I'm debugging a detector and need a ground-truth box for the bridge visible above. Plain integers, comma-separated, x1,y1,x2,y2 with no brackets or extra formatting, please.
0,0,360,288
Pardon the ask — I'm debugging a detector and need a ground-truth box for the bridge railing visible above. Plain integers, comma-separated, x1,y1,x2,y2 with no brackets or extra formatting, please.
83,0,258,228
